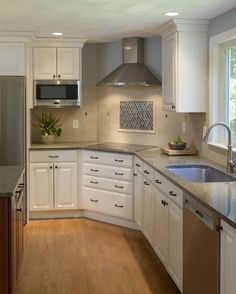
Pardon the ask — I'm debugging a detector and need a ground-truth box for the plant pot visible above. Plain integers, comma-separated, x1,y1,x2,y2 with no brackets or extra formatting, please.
42,134,56,145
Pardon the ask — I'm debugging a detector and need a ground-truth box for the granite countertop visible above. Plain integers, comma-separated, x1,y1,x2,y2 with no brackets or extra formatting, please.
136,148,236,228
30,141,156,153
0,166,24,198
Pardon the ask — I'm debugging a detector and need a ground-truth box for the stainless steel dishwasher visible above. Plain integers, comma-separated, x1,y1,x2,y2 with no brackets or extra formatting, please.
183,194,220,294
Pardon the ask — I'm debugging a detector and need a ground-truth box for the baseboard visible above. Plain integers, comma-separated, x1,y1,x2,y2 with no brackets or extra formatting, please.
29,209,140,230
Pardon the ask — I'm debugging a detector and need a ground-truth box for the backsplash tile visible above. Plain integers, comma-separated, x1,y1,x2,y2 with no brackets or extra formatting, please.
119,101,153,131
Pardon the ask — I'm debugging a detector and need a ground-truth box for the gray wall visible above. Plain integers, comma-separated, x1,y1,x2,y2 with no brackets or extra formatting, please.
209,8,236,37
82,36,162,84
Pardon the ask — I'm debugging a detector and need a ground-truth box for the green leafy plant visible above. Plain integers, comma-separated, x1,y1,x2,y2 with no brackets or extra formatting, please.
32,112,62,138
170,135,184,145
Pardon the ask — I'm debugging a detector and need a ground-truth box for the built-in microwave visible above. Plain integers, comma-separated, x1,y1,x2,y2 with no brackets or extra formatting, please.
34,80,81,107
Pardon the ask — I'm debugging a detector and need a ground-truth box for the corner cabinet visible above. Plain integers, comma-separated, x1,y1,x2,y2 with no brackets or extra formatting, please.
159,19,209,112
220,220,236,294
29,150,78,211
33,47,81,80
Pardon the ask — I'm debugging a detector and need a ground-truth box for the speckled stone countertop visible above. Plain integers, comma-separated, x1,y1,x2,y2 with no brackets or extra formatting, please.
136,148,236,228
0,166,24,198
30,141,155,153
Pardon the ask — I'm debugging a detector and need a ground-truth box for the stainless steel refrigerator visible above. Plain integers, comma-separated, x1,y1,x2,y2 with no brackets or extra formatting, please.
0,76,26,167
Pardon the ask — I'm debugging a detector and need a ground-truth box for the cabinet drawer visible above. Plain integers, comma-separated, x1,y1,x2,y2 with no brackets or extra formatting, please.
83,188,133,220
142,163,154,181
30,150,78,163
134,157,143,173
83,175,133,195
82,150,133,168
83,163,133,182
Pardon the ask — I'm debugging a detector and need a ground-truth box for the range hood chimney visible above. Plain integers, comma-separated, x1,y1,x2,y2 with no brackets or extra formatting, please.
97,37,161,87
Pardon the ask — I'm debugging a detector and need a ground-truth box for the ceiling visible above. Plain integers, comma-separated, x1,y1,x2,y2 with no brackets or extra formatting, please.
0,0,235,42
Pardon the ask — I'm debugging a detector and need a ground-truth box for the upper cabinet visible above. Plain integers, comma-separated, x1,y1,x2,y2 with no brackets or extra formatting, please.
33,47,81,80
159,19,209,112
0,43,25,75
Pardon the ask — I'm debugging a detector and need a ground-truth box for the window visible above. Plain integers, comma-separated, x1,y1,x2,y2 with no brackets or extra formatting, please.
223,47,236,142
209,28,236,147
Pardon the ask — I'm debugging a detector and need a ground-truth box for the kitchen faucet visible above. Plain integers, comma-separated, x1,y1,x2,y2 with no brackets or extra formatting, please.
203,122,236,173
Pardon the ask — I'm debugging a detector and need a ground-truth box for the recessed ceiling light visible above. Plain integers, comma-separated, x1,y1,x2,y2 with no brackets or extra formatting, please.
164,12,179,17
52,32,63,36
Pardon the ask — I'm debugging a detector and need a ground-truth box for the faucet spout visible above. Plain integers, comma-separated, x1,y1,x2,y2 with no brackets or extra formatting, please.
203,122,235,173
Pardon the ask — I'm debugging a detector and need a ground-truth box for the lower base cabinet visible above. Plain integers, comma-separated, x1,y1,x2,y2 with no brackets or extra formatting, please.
221,220,236,294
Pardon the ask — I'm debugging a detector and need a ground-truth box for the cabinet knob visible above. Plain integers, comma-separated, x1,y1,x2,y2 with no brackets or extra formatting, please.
171,105,176,109
58,74,61,79
50,166,53,169
55,165,58,169
53,74,56,78
134,173,137,176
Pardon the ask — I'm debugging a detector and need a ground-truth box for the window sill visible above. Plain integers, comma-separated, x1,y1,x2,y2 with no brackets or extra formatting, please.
208,142,236,153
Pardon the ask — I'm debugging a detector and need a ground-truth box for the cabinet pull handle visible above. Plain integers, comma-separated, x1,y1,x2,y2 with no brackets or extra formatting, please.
155,179,162,184
115,184,124,189
16,208,22,212
115,159,123,162
136,163,141,167
90,169,98,172
144,181,149,186
49,155,59,158
18,183,24,187
171,105,176,109
144,170,149,174
115,204,123,208
169,191,177,197
90,181,98,184
90,199,98,202
216,225,223,232
90,156,98,159
115,172,124,176
134,173,137,176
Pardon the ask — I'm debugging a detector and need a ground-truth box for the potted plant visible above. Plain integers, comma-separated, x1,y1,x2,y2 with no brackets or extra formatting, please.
32,112,62,144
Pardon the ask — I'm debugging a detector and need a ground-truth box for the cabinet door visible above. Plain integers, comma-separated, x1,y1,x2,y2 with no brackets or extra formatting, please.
0,43,25,75
57,48,80,80
168,200,183,291
162,33,177,111
33,48,57,79
154,190,168,266
30,163,54,210
142,180,155,244
54,162,77,209
221,220,236,294
134,172,143,228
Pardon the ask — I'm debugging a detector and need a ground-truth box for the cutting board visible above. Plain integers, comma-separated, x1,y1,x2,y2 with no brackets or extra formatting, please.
161,147,199,156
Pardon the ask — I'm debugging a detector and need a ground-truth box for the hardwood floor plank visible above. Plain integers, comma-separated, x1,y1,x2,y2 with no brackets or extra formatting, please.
15,218,180,294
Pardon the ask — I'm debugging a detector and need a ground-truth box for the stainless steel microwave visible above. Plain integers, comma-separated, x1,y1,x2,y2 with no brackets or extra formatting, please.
34,80,81,107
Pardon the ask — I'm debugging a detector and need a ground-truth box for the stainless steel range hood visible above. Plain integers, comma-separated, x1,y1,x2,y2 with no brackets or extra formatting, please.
97,37,161,87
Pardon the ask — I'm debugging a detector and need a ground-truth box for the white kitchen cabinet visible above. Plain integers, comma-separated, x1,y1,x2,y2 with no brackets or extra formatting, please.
160,19,208,112
142,179,155,244
221,220,236,294
30,150,78,211
134,171,143,228
33,47,80,80
168,200,183,291
0,43,25,75
54,162,77,209
30,163,54,210
154,190,168,266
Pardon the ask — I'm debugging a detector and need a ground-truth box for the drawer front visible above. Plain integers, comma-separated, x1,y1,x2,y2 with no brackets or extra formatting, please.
142,163,154,181
153,170,169,194
165,180,183,208
110,194,133,220
82,150,133,168
30,150,78,163
134,156,143,173
83,188,133,220
83,163,133,181
83,175,133,195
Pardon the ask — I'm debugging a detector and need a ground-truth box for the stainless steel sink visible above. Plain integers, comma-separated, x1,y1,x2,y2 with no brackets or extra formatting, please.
166,165,236,183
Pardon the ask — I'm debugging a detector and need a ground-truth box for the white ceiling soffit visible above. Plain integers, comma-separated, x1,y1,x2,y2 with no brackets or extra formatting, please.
0,0,235,42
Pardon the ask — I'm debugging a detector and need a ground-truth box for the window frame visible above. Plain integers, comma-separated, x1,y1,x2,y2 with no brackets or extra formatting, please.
209,28,236,148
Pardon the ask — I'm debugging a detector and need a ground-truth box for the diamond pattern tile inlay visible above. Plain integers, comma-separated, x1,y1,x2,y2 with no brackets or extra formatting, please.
120,101,153,131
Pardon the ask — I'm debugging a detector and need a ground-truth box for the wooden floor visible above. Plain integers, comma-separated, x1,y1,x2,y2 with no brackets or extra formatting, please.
15,218,180,294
